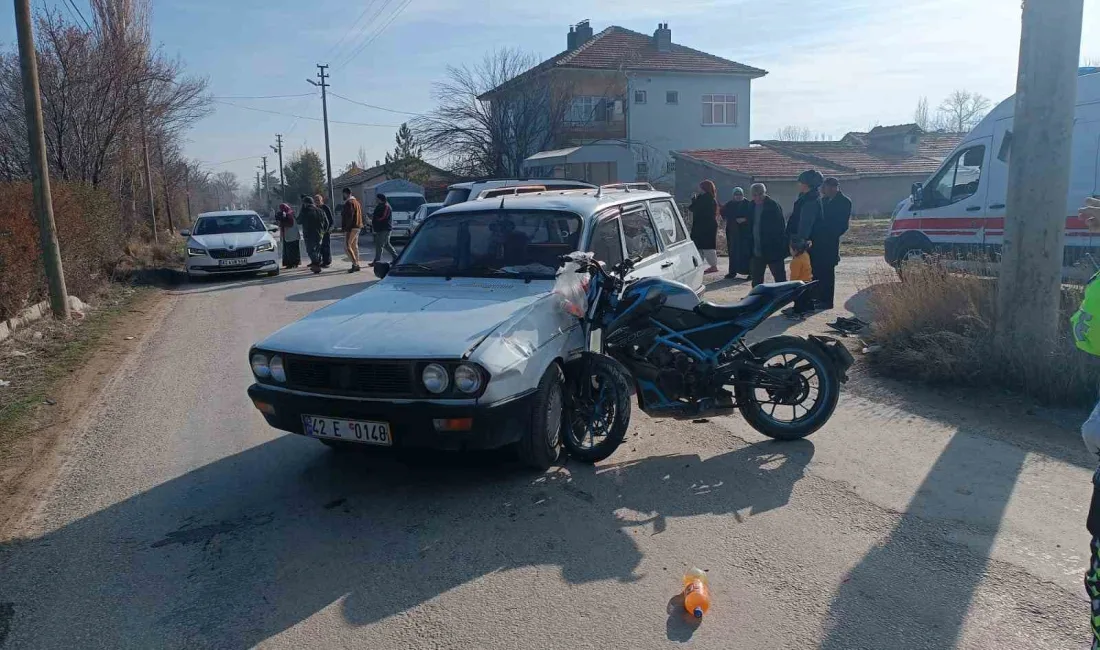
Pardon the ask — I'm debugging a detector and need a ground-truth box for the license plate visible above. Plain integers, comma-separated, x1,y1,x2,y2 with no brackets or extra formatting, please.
218,258,249,267
302,415,392,446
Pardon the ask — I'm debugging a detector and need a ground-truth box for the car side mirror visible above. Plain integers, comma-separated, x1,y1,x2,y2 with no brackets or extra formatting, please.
910,182,924,208
374,262,391,279
179,229,190,237
267,225,278,233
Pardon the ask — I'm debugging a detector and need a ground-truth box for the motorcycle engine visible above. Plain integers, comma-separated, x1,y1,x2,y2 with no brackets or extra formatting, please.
652,346,698,400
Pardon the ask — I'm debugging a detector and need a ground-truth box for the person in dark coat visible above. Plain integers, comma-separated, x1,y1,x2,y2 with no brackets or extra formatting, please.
314,193,335,268
688,180,720,274
274,203,300,268
371,193,399,265
747,183,788,286
813,177,853,310
787,170,826,318
298,195,327,274
720,187,753,280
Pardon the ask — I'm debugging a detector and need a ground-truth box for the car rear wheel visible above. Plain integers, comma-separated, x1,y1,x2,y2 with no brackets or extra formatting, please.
514,364,564,470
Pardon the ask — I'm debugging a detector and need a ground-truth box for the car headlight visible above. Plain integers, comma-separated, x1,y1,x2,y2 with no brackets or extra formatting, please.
422,363,449,394
187,246,206,257
251,352,270,378
269,355,286,382
454,364,482,394
256,241,275,253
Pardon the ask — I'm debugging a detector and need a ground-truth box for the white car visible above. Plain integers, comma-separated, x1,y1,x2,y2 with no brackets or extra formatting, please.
441,178,597,206
247,186,704,468
182,211,280,281
410,201,443,230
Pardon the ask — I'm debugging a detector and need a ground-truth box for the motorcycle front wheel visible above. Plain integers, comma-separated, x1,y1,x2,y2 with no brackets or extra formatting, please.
562,353,633,464
734,336,840,440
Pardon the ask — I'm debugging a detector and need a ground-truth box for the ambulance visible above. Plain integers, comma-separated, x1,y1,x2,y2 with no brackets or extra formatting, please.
885,69,1100,272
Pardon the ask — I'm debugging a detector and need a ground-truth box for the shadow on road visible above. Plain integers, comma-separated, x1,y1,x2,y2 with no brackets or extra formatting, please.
819,429,1028,650
0,438,812,648
285,280,378,303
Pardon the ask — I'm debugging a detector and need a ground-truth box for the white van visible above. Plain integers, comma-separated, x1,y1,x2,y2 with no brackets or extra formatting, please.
885,69,1100,271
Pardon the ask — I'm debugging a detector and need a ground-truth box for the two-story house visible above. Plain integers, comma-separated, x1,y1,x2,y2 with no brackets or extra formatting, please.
479,21,767,190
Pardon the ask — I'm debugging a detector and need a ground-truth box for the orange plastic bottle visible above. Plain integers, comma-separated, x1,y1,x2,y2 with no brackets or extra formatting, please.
682,567,712,619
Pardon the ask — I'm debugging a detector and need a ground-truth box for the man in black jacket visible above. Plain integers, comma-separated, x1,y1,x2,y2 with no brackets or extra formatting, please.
787,170,826,318
813,177,852,310
747,183,788,286
314,193,334,267
298,195,327,274
720,187,753,280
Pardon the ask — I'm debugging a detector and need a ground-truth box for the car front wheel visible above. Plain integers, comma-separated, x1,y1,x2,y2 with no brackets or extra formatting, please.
514,364,564,470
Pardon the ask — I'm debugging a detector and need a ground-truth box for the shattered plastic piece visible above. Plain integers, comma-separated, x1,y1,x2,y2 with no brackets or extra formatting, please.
0,379,10,387
862,344,883,354
124,336,135,341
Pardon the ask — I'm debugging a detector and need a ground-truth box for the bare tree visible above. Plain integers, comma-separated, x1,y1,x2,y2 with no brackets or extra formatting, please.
357,145,370,169
411,48,573,177
773,126,831,142
937,90,991,133
914,96,931,131
211,171,239,209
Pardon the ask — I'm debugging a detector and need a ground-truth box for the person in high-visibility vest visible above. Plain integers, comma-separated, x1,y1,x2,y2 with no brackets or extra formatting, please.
1076,195,1100,649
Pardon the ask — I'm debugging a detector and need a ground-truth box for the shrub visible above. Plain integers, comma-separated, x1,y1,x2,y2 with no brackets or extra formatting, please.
0,182,125,321
867,260,1100,407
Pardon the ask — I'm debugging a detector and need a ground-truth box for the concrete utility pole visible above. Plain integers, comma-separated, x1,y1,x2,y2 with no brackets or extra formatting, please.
261,155,270,213
14,0,69,319
307,64,335,209
271,134,285,202
255,170,261,206
996,0,1084,349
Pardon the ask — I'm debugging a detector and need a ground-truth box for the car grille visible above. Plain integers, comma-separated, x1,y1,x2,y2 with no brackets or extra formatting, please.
284,356,415,397
208,247,254,259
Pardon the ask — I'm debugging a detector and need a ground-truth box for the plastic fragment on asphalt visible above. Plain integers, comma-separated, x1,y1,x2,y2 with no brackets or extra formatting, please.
0,379,9,387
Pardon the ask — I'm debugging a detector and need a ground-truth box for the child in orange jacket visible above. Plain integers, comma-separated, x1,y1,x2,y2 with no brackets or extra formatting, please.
789,242,812,282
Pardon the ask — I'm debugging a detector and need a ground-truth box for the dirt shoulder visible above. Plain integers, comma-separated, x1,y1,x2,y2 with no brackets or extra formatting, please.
0,285,172,539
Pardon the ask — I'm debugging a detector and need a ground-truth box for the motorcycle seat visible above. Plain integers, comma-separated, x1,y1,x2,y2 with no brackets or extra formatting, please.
693,281,807,322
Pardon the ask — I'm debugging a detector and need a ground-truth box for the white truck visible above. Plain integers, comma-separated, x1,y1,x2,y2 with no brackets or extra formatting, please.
363,179,426,240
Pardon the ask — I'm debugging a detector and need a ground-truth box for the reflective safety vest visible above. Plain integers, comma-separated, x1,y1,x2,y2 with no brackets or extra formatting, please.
1072,272,1100,356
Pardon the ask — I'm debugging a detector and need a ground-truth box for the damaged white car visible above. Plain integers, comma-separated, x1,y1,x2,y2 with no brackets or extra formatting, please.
247,186,704,468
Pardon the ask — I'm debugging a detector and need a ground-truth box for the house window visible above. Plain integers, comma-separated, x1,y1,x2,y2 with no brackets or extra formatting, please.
666,91,679,105
634,90,647,104
566,96,609,124
665,159,676,174
636,161,649,180
702,94,738,126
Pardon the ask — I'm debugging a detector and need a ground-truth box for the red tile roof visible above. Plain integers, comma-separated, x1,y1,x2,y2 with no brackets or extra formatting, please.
481,26,766,99
674,147,849,181
676,132,966,180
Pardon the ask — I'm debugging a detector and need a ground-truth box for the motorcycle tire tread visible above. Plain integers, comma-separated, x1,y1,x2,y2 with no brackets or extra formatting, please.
562,354,633,464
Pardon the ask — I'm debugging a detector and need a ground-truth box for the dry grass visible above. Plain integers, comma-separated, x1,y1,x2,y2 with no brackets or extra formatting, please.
866,260,1100,407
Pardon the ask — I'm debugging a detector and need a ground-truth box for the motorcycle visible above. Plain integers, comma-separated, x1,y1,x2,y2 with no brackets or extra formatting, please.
555,252,854,463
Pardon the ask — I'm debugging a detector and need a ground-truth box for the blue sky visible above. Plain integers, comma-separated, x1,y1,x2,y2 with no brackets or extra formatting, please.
4,0,1100,188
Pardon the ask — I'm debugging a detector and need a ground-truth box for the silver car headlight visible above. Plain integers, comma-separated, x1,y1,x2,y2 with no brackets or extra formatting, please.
255,241,275,253
187,246,206,257
454,364,482,394
269,355,287,382
250,352,270,378
422,363,449,394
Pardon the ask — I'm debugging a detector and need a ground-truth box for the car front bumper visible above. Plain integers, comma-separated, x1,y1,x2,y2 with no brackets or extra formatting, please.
187,252,279,275
247,383,536,451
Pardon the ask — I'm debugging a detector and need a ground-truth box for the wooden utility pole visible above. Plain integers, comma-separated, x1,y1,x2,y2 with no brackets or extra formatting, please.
271,134,285,201
156,135,175,231
996,0,1084,349
140,109,158,244
14,0,69,319
261,155,270,213
183,163,193,220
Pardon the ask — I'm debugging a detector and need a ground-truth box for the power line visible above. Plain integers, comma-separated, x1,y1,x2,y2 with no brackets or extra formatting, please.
65,0,91,30
334,0,413,71
329,91,421,116
324,0,380,62
331,0,396,69
211,92,316,100
213,99,400,127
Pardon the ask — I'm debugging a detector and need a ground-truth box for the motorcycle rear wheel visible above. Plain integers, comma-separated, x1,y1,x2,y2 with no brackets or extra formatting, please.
562,354,632,464
735,336,840,440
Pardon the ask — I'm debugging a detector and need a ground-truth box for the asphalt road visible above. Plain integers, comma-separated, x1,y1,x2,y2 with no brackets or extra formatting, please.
0,248,1093,649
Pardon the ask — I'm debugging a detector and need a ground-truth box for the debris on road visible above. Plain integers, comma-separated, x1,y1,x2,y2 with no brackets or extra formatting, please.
0,379,10,388
681,567,712,619
124,336,135,341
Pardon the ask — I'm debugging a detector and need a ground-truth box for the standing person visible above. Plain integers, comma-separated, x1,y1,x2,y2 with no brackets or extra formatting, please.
720,187,753,280
275,203,300,269
340,187,364,273
786,170,825,319
314,193,334,268
298,195,326,274
747,183,788,286
689,180,720,274
814,177,853,311
371,193,399,266
1077,196,1100,650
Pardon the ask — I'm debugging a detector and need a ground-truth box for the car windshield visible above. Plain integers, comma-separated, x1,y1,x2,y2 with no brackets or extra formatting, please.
394,210,583,279
425,205,442,217
193,214,265,235
443,188,471,206
388,196,425,212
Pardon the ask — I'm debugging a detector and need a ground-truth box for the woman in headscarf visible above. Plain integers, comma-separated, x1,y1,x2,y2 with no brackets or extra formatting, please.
275,203,301,269
689,179,720,274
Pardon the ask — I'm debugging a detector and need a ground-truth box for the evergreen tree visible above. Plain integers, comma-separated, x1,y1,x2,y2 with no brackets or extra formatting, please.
383,123,428,185
283,149,326,202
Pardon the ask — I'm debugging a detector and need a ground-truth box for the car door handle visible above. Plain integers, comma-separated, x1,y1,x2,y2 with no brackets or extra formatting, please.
661,261,675,269
989,203,1005,210
966,206,982,212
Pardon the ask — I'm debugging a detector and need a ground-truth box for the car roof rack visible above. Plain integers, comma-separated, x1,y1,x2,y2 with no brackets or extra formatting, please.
595,182,655,197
